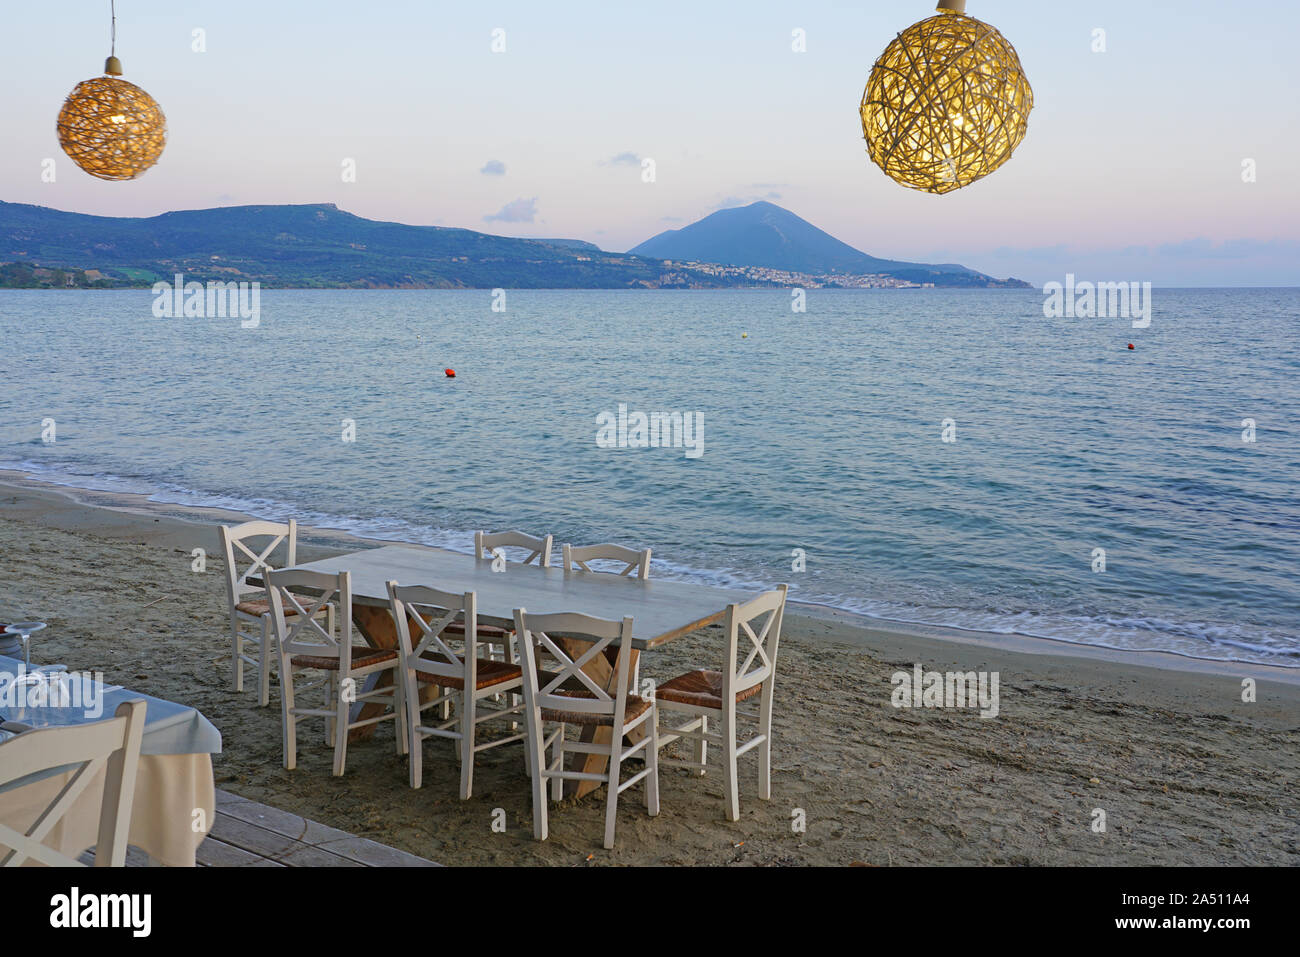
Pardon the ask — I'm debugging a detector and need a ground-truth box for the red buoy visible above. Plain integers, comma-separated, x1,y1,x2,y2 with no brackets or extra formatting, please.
445,368,456,377
1127,343,1135,350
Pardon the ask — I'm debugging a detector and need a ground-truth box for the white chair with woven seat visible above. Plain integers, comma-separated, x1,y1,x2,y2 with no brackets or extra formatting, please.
265,568,404,776
561,542,653,690
442,530,555,661
385,582,528,798
512,608,659,849
0,700,145,867
461,530,556,720
560,542,651,580
654,584,788,821
219,519,334,706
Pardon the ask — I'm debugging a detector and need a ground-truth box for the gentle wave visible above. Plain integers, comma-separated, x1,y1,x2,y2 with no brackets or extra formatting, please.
5,457,1295,669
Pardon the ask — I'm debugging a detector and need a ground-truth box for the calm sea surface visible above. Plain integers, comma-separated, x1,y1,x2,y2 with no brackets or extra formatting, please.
1,288,1297,667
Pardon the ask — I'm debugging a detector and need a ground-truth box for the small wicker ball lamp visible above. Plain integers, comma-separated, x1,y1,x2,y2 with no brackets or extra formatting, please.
56,4,165,181
860,0,1032,194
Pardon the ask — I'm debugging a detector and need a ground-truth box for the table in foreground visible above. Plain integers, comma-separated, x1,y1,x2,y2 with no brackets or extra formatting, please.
0,656,222,866
271,544,759,796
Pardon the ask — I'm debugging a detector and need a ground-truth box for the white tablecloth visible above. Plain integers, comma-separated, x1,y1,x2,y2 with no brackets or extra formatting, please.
0,752,214,866
0,656,221,866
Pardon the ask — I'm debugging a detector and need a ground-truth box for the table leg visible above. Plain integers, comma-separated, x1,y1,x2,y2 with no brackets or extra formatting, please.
557,640,640,799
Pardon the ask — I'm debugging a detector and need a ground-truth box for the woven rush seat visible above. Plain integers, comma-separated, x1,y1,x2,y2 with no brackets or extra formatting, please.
656,669,762,710
441,621,509,638
412,659,564,691
541,689,651,726
236,595,317,617
290,647,398,670
237,592,326,617
414,656,523,691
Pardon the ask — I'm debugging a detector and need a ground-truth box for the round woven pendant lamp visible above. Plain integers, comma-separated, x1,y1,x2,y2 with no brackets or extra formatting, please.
860,0,1032,194
57,1,166,181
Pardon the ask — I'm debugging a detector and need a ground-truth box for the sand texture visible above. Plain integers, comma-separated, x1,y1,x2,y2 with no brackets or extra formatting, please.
1,480,1296,865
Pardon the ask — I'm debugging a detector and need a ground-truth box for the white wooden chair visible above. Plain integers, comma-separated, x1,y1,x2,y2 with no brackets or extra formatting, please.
443,531,554,661
561,543,652,580
462,530,557,715
512,608,659,849
265,568,404,776
385,582,529,798
0,700,145,867
654,585,788,821
219,519,334,706
475,530,554,567
560,542,653,690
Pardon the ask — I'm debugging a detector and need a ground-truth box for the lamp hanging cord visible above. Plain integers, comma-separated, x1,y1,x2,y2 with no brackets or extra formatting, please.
105,0,123,75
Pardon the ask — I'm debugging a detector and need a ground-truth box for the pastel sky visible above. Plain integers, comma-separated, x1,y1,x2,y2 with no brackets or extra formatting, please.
5,0,1298,285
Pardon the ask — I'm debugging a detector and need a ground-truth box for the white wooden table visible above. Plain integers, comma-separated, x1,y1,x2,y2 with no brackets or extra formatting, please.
264,544,764,796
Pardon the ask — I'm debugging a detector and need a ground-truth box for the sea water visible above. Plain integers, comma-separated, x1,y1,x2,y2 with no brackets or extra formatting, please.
1,288,1296,667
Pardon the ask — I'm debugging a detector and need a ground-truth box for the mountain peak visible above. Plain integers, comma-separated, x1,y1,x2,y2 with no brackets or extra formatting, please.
629,201,1008,284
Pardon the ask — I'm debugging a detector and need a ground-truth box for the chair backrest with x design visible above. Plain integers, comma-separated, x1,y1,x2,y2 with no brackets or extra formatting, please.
512,610,636,724
723,585,789,701
0,699,145,867
385,582,478,684
219,520,298,610
561,543,652,580
265,569,352,669
475,530,554,567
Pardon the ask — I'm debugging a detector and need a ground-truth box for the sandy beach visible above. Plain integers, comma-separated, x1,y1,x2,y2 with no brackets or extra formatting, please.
1,475,1296,866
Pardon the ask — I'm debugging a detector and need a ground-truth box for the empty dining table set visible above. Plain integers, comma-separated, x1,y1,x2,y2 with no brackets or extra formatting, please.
220,520,789,848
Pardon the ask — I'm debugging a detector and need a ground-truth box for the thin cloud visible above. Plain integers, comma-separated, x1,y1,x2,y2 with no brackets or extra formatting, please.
985,243,1070,262
710,191,781,210
483,197,538,223
924,238,1300,287
980,239,1300,262
603,152,641,166
1155,238,1300,259
480,160,506,176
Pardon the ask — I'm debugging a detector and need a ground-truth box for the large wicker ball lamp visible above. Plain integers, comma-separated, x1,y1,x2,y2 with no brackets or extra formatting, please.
57,1,166,181
860,0,1032,194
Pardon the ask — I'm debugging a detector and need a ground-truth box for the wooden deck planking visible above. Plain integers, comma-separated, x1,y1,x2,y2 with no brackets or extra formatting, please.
80,789,438,867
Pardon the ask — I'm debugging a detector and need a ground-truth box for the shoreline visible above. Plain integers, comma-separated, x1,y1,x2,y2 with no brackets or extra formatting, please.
2,469,1295,687
3,471,1297,865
